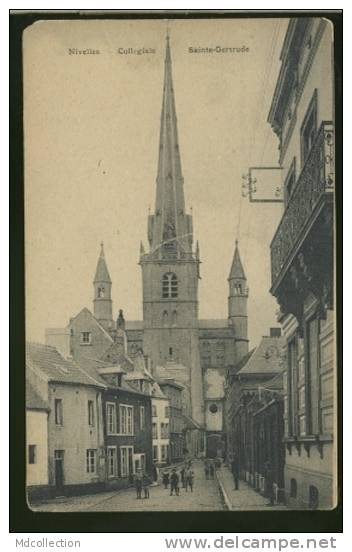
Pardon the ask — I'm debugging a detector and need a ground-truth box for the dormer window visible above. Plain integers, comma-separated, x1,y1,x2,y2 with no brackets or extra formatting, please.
80,332,92,345
162,272,178,298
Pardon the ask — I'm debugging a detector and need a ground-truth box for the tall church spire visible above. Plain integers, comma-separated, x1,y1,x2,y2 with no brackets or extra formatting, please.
147,34,193,260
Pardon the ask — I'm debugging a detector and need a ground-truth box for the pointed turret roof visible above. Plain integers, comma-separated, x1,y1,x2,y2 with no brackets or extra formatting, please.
94,242,111,284
229,240,246,280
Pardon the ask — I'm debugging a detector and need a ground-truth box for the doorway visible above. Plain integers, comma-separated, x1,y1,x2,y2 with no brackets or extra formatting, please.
54,450,65,495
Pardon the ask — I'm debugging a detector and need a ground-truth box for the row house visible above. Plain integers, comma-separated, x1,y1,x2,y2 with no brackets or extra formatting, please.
267,17,335,509
26,342,106,500
225,330,285,503
26,341,153,501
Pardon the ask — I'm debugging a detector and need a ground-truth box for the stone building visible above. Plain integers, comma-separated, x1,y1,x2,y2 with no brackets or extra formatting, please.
267,18,335,509
46,35,250,457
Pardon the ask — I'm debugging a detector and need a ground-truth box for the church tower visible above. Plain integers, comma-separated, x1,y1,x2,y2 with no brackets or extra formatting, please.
228,240,249,362
93,242,113,330
139,34,204,425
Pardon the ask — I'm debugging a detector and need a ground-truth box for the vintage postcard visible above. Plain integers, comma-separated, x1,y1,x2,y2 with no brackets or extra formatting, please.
23,15,337,514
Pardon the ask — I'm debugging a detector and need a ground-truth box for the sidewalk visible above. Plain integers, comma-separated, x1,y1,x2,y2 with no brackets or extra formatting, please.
216,465,288,511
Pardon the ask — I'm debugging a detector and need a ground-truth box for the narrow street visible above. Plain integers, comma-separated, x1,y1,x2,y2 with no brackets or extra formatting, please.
31,461,224,512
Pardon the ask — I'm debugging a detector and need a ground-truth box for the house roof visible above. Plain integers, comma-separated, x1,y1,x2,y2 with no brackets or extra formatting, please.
77,356,150,397
26,342,106,388
26,381,50,411
228,349,255,376
237,336,285,376
182,414,202,430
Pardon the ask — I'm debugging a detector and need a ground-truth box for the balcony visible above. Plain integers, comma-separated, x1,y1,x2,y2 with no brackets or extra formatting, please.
270,121,334,292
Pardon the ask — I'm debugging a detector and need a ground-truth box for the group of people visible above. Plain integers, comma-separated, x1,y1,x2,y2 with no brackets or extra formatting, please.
134,469,152,499
161,462,195,496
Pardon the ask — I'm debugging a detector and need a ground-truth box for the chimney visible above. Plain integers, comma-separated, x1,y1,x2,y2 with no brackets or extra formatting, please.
270,327,281,338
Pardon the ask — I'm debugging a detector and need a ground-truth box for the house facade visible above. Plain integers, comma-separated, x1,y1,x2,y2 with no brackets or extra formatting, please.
225,330,285,500
26,381,50,499
26,343,106,499
267,18,335,509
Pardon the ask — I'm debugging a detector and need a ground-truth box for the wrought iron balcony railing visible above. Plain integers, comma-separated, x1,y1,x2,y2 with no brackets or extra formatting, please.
270,121,334,288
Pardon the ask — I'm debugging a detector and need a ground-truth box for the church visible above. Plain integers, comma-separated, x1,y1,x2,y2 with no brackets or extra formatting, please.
46,35,249,458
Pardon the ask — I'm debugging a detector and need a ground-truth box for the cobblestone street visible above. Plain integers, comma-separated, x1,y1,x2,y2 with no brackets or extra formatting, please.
31,461,224,512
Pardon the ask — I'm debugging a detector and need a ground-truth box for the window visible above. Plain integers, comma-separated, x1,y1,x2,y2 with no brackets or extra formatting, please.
88,400,95,426
165,406,169,417
307,317,320,434
301,91,317,166
152,423,158,439
162,273,178,299
152,405,157,417
162,310,169,326
290,478,297,498
120,446,133,477
140,406,145,430
284,158,296,205
107,447,117,477
106,403,116,434
153,445,158,461
98,286,105,298
209,403,218,414
161,423,169,439
309,485,319,510
216,342,225,367
28,445,36,464
55,399,63,425
172,310,177,326
120,405,134,435
86,449,96,473
161,445,168,462
80,331,92,345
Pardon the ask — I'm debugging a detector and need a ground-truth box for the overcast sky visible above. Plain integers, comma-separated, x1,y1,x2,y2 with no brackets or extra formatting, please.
24,18,288,348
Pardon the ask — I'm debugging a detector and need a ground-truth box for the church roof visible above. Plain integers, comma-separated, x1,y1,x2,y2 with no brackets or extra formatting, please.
94,242,111,284
229,240,246,280
182,414,202,430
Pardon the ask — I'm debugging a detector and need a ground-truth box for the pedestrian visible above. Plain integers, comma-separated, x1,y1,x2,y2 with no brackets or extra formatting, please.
204,460,209,480
180,466,186,488
209,460,215,479
142,472,151,499
152,462,158,485
185,467,194,492
170,468,180,496
265,461,274,506
162,470,170,489
231,453,240,490
135,469,143,499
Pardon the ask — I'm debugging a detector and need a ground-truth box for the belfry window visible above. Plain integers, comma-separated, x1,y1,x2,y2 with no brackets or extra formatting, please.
98,287,105,298
162,273,178,298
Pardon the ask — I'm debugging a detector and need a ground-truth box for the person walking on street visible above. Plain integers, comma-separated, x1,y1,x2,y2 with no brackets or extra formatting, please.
265,461,274,506
231,453,240,490
135,469,143,499
180,465,186,488
185,467,194,492
170,468,180,496
204,460,209,480
209,460,215,479
142,473,151,499
162,470,170,489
